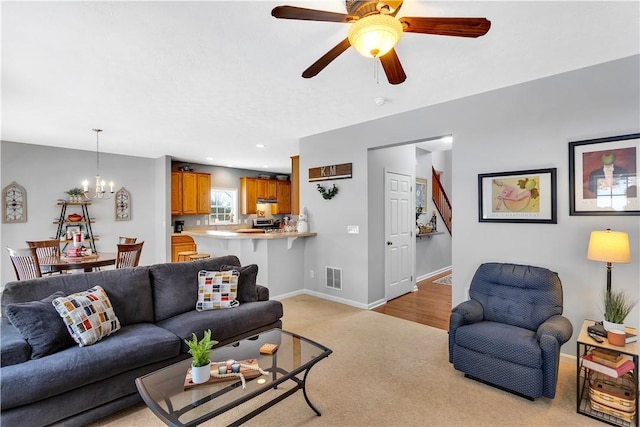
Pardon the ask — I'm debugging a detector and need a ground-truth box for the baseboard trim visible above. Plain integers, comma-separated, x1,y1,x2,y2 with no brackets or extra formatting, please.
416,265,452,283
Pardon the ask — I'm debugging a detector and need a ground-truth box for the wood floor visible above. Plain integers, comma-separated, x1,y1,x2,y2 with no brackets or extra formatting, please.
372,270,452,331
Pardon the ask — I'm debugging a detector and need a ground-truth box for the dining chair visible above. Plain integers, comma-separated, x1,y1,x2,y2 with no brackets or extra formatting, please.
6,247,43,280
116,242,144,268
118,236,137,244
26,239,61,274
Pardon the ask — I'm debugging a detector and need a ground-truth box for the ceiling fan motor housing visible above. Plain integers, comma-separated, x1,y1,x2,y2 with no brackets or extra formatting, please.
347,0,398,18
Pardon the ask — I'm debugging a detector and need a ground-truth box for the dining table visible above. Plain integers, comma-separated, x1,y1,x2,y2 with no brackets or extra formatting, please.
39,252,117,273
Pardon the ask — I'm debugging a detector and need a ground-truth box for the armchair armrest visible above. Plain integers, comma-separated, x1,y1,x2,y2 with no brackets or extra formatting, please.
449,299,484,363
451,299,484,325
536,315,573,345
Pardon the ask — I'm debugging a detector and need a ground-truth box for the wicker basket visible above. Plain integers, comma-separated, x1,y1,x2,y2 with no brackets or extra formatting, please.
588,371,636,421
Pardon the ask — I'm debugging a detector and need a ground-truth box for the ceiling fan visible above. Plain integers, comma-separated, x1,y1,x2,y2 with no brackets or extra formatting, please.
271,0,491,84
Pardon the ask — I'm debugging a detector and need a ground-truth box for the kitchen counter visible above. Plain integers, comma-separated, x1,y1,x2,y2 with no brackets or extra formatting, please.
183,228,316,298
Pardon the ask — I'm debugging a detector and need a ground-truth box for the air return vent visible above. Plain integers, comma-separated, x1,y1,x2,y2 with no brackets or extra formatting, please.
325,266,342,290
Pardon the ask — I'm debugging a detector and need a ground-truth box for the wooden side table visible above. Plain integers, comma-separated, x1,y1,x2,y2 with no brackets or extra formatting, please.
577,319,638,427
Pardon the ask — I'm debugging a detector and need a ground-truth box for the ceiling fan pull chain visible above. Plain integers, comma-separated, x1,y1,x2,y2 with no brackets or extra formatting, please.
374,57,379,84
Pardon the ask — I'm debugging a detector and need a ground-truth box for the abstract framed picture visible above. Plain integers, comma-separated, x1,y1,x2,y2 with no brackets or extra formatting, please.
478,168,557,224
569,133,639,215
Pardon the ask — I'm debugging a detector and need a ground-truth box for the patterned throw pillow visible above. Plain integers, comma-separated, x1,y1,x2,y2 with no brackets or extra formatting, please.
52,286,121,347
196,270,240,311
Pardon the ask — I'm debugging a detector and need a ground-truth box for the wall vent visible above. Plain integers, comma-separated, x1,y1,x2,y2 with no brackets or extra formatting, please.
325,266,342,290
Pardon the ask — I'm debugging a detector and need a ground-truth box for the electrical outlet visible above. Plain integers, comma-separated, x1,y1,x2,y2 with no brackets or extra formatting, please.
310,269,314,278
347,225,359,234
196,220,201,226
204,219,208,225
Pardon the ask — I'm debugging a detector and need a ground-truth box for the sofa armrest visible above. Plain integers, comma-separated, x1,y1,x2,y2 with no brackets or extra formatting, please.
536,315,573,345
0,318,31,367
256,284,269,301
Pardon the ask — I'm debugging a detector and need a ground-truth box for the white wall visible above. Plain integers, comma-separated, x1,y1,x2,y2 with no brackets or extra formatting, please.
1,141,164,288
299,55,640,355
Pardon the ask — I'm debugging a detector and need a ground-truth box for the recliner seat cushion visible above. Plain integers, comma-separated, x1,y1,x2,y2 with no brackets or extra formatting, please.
455,321,542,369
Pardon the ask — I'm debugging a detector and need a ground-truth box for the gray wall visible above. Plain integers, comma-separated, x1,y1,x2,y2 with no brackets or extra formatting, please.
1,141,164,288
298,55,640,355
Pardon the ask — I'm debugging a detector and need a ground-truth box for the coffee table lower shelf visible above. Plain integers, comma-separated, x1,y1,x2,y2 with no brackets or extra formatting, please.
135,329,332,427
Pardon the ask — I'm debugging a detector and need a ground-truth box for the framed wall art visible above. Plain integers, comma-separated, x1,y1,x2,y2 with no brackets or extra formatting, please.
415,177,427,212
569,133,639,215
478,168,557,224
115,187,131,221
3,181,27,223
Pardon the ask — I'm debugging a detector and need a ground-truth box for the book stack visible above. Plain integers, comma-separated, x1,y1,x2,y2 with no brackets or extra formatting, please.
582,349,635,378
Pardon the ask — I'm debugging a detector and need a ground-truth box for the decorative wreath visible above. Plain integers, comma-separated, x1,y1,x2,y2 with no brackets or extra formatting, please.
317,184,339,200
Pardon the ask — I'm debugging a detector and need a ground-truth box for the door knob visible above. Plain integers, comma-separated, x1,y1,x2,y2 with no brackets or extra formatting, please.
387,241,392,245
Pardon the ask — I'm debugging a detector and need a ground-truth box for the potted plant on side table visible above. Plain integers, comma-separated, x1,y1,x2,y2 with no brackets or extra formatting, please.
185,329,218,384
603,290,637,332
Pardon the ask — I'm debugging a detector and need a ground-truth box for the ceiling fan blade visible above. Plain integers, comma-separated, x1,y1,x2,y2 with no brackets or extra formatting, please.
302,38,351,79
399,17,491,38
272,6,351,23
379,49,406,85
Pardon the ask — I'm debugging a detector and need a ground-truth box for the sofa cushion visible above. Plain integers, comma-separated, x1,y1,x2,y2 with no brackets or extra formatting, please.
5,291,75,358
221,264,259,302
455,321,542,369
196,270,239,310
149,255,241,322
0,323,182,410
157,300,284,353
0,318,32,366
53,286,121,347
1,266,154,326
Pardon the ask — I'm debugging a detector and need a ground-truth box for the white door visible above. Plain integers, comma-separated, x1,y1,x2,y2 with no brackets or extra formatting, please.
385,170,414,300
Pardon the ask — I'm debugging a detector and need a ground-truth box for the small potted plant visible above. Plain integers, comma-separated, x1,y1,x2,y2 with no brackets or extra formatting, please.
603,290,638,331
65,188,84,202
185,329,218,384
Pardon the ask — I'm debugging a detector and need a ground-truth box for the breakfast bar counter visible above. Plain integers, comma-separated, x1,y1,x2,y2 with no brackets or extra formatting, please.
183,229,317,298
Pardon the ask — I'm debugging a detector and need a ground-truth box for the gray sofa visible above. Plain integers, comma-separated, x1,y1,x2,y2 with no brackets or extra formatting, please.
0,255,283,426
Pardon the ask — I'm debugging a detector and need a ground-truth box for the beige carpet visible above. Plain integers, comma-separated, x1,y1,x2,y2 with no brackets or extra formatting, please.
89,295,600,427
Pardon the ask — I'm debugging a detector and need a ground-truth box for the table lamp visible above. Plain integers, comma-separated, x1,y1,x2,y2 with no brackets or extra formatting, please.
587,228,630,293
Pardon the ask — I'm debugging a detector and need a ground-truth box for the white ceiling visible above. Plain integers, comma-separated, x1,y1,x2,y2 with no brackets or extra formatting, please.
2,1,639,173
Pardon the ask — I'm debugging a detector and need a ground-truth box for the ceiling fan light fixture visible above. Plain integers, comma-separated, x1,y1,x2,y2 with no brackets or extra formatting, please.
348,14,403,58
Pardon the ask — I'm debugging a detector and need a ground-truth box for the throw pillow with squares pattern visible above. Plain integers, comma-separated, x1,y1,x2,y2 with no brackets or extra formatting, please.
52,285,121,346
196,270,240,311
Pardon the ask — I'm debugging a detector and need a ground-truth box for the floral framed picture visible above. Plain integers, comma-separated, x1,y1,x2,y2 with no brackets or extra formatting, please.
415,177,427,212
569,133,639,215
478,168,557,224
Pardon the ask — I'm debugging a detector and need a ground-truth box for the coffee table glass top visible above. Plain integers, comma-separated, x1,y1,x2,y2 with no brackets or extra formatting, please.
135,328,332,426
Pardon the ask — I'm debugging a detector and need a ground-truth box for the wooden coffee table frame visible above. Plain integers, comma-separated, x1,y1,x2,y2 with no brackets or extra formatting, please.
135,329,332,427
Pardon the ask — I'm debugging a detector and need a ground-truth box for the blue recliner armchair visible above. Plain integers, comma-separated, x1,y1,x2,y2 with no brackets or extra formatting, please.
448,262,573,399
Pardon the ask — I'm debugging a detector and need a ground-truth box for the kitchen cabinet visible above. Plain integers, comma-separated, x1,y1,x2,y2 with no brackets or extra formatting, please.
274,181,291,214
171,235,196,262
240,177,291,215
171,171,211,215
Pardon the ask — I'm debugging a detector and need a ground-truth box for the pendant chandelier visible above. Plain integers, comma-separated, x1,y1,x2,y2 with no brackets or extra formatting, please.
83,128,114,200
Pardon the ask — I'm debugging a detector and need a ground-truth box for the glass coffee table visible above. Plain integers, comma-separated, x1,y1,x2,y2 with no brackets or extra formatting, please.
135,329,332,426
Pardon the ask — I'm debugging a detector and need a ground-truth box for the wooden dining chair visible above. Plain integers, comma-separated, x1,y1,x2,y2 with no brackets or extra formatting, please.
26,239,61,274
118,237,137,244
7,247,42,280
116,242,144,268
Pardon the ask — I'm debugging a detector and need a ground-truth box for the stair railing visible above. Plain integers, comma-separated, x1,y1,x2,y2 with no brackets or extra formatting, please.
432,166,452,234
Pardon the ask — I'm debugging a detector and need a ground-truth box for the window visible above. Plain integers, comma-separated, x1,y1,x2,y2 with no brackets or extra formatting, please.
210,188,238,224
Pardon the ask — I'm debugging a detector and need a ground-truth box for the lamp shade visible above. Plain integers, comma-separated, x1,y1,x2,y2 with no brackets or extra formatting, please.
587,229,631,263
348,14,403,58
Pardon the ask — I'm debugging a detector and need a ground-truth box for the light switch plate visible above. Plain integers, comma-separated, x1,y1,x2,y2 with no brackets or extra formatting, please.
347,225,359,234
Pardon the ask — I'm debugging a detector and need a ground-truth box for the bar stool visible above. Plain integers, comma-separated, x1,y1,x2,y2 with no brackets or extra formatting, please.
189,253,211,261
177,251,197,262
